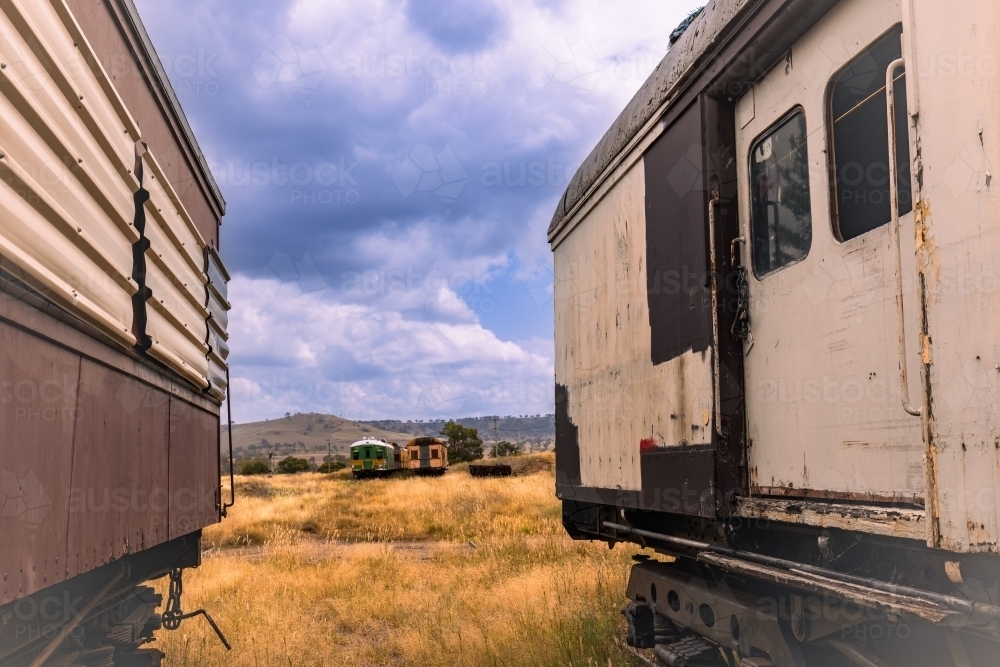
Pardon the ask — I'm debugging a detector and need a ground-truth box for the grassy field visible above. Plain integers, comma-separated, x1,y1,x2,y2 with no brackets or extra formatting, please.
152,454,646,666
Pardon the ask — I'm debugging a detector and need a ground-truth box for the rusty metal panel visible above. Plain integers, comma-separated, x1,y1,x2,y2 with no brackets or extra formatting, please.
65,359,169,578
0,0,142,348
904,0,1000,553
554,159,714,495
0,315,79,606
167,397,219,540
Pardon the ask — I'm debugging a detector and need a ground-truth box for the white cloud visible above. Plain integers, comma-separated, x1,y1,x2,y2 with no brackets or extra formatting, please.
227,274,553,421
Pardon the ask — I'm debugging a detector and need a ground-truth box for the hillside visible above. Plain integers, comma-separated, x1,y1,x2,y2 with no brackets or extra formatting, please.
362,415,555,452
222,413,414,460
223,413,555,460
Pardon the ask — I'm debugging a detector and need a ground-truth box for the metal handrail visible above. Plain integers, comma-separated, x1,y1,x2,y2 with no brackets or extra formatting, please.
707,187,724,436
886,57,922,417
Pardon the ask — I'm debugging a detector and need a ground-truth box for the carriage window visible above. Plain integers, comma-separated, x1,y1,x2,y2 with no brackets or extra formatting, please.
830,26,911,241
352,450,360,460
432,449,440,460
750,110,813,277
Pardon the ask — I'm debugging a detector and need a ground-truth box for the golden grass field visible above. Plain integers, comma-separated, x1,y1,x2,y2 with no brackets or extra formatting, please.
152,454,646,666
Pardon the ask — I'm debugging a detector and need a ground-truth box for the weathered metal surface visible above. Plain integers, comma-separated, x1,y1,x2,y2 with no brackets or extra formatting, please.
737,0,926,504
0,0,143,349
627,560,809,666
903,0,1000,553
167,396,219,540
64,0,225,246
554,160,715,496
65,359,169,578
0,315,79,606
697,553,956,625
737,497,925,541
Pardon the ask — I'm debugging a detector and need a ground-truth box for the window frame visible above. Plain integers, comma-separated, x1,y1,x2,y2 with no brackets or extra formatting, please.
747,105,815,280
825,24,909,243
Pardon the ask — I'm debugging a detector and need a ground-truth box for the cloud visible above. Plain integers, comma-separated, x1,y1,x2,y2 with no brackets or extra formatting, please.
133,0,703,420
227,275,552,420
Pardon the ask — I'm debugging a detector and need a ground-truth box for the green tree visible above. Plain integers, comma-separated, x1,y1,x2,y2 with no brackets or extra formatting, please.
277,456,310,474
491,440,522,458
440,421,483,463
240,460,271,475
317,461,346,473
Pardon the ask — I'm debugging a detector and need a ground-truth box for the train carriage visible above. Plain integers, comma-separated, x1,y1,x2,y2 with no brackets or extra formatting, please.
405,437,448,476
0,1,230,665
550,0,1000,664
350,439,405,479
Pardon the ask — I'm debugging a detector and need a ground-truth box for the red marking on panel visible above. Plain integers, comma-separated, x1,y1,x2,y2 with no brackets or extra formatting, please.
640,438,659,453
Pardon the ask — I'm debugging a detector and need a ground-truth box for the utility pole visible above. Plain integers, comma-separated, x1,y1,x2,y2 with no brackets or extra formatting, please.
493,417,499,457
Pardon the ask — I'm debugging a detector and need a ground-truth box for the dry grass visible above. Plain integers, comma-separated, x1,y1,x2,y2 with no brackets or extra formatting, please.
153,454,645,666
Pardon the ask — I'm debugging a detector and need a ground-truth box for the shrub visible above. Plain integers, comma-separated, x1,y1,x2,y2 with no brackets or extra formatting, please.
277,456,311,474
240,460,271,475
317,461,346,473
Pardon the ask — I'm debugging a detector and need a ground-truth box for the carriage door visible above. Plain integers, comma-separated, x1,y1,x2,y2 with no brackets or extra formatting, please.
735,2,925,506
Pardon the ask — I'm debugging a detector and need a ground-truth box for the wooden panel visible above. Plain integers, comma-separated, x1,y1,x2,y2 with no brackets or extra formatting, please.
65,358,169,578
167,396,218,540
64,0,221,247
0,317,79,606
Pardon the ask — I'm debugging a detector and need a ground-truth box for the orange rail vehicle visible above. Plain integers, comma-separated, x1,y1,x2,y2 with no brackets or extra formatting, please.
405,437,448,477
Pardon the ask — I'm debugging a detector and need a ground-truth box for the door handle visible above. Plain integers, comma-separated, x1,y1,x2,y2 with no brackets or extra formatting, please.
886,57,922,418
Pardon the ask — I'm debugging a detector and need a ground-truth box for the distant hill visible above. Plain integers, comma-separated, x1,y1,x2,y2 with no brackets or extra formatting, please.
223,413,555,460
362,415,555,452
222,413,414,460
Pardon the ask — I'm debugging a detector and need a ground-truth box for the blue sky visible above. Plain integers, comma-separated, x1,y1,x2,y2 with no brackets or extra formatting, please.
134,0,702,423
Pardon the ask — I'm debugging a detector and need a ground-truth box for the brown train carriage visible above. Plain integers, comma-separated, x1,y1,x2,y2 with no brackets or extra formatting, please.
0,1,230,665
405,437,448,476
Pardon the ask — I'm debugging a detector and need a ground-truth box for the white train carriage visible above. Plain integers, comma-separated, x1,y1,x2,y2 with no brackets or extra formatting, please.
551,0,1000,663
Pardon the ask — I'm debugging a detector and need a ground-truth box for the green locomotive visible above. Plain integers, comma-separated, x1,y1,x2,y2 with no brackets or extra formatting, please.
350,438,406,478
